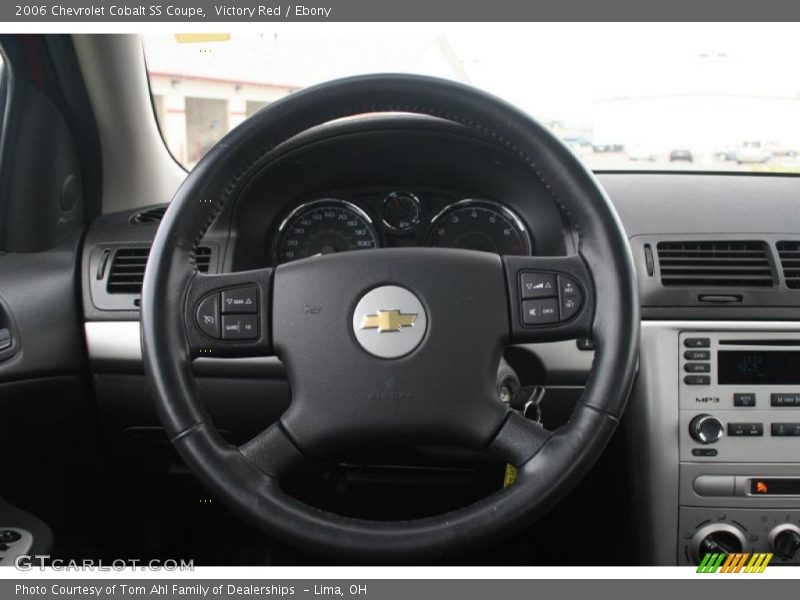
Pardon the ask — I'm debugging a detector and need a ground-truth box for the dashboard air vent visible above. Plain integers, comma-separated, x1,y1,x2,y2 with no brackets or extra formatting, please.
106,246,212,294
656,240,774,287
777,241,800,289
130,205,167,225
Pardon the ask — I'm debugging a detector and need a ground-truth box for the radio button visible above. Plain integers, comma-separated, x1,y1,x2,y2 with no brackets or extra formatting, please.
684,337,710,348
772,393,800,407
685,375,710,385
685,363,710,373
728,422,764,437
771,423,800,437
684,350,710,360
734,393,756,407
692,448,718,457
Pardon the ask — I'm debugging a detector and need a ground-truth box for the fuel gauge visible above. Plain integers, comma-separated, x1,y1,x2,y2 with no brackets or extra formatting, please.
382,191,421,234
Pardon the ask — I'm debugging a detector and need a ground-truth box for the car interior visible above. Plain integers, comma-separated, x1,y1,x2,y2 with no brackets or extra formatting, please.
1,32,800,566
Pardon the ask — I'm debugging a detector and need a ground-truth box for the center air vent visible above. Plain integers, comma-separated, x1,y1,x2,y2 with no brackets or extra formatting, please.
777,241,800,289
657,240,774,287
130,205,167,225
106,246,212,295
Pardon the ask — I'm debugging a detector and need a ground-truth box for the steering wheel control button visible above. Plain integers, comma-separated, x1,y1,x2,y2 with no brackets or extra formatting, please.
352,285,427,359
685,337,711,348
734,393,756,407
772,393,800,407
221,315,258,340
520,272,556,299
728,422,764,437
0,530,21,544
196,294,221,339
557,275,583,321
522,298,559,325
221,286,258,314
684,375,710,385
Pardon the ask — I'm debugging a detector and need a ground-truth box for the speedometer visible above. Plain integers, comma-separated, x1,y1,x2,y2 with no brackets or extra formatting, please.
274,199,379,264
425,199,532,256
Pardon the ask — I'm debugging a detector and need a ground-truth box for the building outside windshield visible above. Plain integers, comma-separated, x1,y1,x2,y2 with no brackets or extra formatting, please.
143,24,800,173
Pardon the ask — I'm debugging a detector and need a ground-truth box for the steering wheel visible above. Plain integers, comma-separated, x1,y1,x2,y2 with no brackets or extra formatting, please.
141,74,639,561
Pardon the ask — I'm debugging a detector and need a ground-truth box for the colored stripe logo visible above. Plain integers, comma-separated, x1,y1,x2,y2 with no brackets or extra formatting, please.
697,552,772,573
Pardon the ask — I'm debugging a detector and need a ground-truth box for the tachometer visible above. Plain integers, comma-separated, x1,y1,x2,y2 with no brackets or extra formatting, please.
425,199,532,256
275,199,379,264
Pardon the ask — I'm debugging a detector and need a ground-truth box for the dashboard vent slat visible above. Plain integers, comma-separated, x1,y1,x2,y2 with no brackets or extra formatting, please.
656,241,774,287
777,241,800,289
106,246,212,295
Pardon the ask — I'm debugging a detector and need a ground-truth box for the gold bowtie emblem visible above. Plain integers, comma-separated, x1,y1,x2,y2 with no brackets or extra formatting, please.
359,309,418,333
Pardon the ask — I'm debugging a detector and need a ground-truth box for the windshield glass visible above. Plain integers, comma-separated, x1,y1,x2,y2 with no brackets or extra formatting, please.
142,24,800,173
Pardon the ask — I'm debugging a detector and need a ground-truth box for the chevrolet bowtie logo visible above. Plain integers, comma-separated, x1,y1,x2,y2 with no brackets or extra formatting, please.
359,309,418,333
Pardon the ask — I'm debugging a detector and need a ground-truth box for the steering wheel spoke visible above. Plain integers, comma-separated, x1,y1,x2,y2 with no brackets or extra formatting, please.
184,268,273,358
503,255,594,344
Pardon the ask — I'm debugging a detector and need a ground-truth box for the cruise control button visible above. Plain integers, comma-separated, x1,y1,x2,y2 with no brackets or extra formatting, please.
728,422,763,437
560,295,581,320
734,393,756,407
771,423,800,437
196,294,220,339
221,315,258,340
684,375,710,385
772,393,800,407
558,275,583,320
684,337,710,348
684,350,710,360
522,298,559,325
221,286,257,314
520,272,556,299
685,363,710,373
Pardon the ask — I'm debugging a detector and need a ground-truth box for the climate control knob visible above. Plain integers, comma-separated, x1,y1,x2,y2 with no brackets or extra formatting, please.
769,524,800,560
691,523,746,564
689,414,724,444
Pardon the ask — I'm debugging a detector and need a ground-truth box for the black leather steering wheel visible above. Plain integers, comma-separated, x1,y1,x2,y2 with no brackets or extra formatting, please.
141,74,639,562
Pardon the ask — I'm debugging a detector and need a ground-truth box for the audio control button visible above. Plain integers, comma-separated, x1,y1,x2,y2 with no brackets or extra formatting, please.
684,375,710,385
684,337,710,348
692,448,718,457
771,423,800,437
772,393,800,407
685,363,710,373
689,414,724,444
728,422,763,437
734,393,756,407
684,350,710,360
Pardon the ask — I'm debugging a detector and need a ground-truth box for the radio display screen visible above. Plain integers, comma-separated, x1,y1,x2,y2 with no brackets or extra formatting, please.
718,350,800,385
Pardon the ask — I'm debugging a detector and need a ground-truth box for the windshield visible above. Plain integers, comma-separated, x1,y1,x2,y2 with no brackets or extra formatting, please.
142,25,800,173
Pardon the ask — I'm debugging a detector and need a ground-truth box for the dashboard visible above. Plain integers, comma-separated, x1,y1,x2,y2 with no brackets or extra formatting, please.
77,114,800,566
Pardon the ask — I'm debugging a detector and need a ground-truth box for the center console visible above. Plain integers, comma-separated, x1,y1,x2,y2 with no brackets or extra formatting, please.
631,323,800,565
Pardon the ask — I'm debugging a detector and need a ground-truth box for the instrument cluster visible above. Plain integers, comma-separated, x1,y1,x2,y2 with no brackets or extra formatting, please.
272,189,533,265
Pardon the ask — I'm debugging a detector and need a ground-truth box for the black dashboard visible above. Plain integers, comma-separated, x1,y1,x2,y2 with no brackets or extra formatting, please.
81,115,800,323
